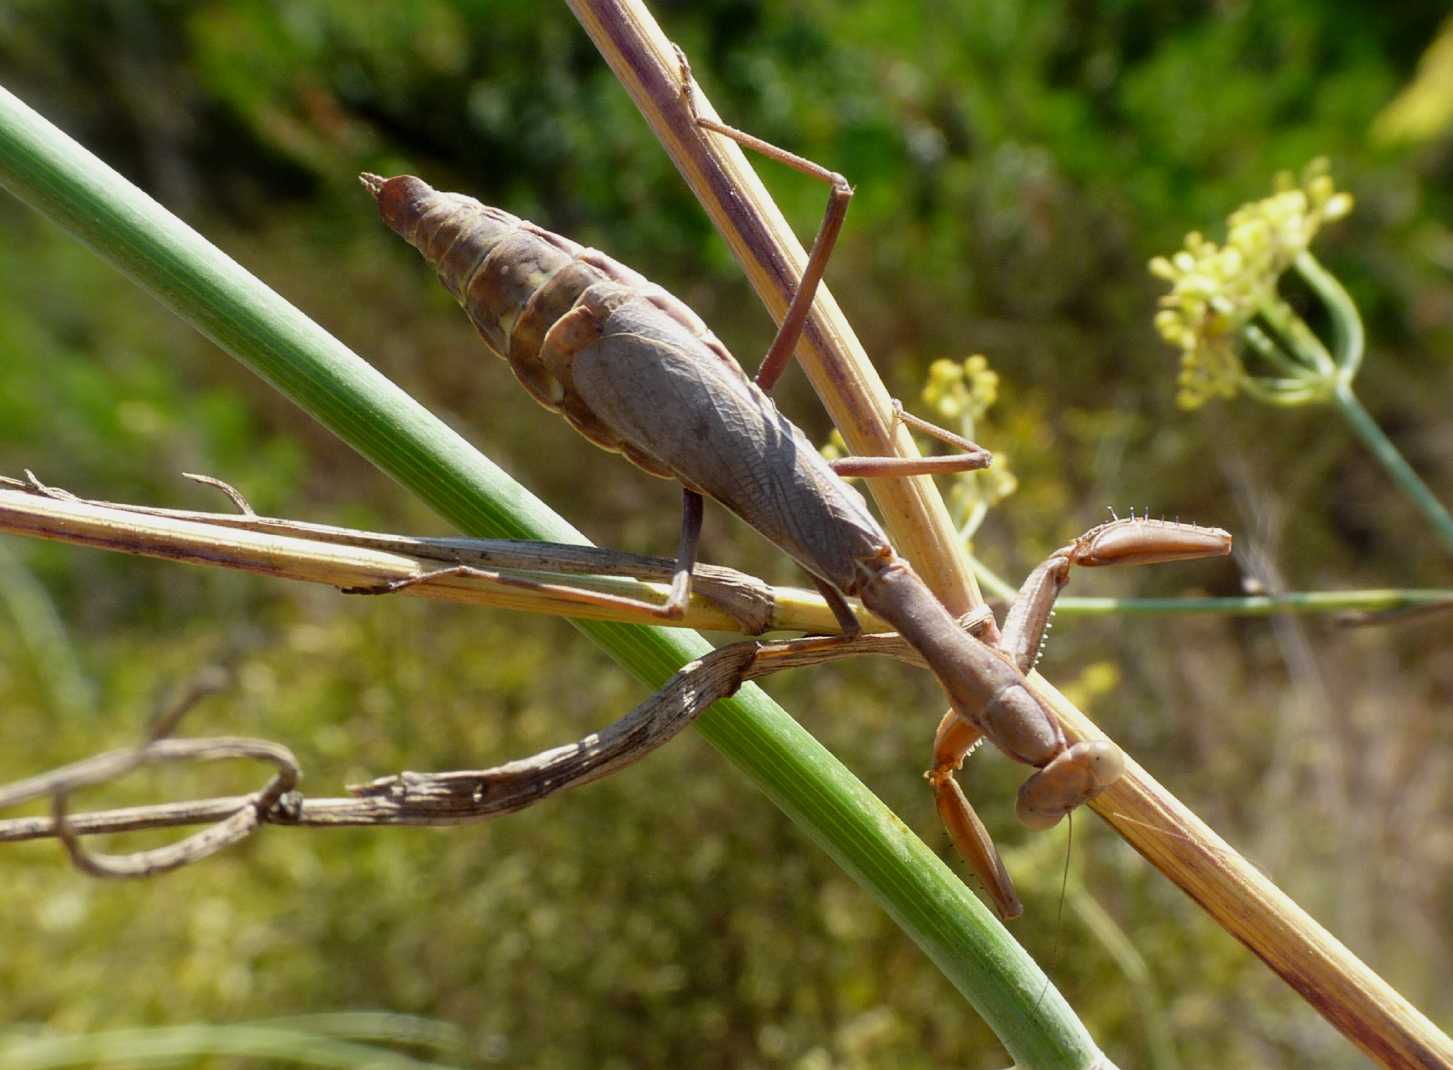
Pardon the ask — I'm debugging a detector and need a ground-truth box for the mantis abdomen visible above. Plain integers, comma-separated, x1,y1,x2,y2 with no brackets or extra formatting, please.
365,173,892,598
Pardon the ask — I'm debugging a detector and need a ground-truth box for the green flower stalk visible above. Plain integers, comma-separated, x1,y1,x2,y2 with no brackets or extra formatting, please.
1151,159,1453,557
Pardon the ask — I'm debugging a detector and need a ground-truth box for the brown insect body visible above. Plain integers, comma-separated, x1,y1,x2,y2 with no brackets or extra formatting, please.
366,173,1231,919
365,172,1069,785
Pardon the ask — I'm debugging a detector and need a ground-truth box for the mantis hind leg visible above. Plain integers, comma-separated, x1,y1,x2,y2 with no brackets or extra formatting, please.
676,45,851,396
343,489,710,625
678,53,991,479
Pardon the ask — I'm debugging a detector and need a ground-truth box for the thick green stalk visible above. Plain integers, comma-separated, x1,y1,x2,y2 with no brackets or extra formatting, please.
0,86,1107,1068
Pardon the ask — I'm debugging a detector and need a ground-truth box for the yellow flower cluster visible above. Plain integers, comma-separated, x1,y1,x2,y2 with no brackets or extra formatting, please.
1150,159,1354,409
922,356,1017,524
921,354,999,423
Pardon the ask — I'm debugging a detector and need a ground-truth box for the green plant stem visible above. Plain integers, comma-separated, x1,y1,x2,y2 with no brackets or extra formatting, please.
0,86,1107,1069
1295,248,1453,556
973,543,1450,618
1240,249,1452,557
1261,295,1337,376
1055,590,1453,617
1332,382,1453,559
1242,320,1316,383
1295,250,1364,381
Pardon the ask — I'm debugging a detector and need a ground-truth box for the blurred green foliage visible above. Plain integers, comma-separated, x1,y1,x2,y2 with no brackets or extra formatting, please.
1,2,1451,1067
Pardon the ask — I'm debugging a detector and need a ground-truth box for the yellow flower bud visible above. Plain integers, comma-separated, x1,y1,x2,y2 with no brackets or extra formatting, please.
1324,192,1353,220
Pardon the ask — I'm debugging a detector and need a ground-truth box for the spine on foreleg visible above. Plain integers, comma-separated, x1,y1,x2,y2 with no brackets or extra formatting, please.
860,559,1126,830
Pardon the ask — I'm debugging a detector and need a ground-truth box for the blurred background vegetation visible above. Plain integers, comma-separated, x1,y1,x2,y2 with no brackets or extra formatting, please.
1,1,1451,1067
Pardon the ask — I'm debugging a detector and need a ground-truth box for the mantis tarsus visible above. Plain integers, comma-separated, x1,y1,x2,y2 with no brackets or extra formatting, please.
360,73,1231,919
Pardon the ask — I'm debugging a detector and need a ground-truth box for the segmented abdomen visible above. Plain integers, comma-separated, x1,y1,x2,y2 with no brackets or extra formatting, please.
365,173,748,480
365,173,898,595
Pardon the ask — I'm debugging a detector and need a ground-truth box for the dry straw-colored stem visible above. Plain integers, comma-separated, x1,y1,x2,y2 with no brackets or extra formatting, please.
566,2,1453,1066
0,477,878,636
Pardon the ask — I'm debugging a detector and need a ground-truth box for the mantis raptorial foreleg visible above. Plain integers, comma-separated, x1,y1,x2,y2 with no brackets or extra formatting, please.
928,516,1231,917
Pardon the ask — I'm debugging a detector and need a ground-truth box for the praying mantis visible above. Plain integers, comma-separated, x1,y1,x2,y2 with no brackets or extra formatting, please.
360,75,1231,920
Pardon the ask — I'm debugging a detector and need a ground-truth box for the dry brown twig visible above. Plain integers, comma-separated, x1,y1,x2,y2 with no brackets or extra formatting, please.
0,470,995,873
0,668,300,877
0,630,930,864
0,472,967,871
0,471,907,637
